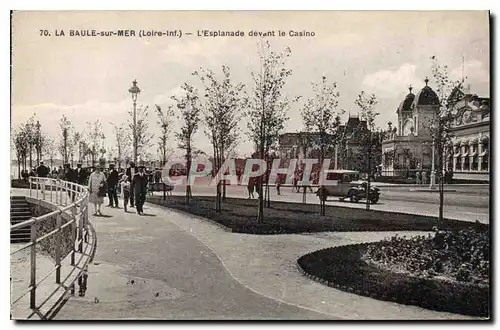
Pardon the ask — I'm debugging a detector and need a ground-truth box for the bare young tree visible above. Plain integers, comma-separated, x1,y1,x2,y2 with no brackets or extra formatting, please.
43,135,57,170
172,82,202,205
301,76,344,215
111,123,130,168
245,41,298,221
193,65,245,211
72,132,82,166
59,115,72,164
354,91,379,210
155,104,175,168
85,120,104,167
128,105,153,166
428,56,464,224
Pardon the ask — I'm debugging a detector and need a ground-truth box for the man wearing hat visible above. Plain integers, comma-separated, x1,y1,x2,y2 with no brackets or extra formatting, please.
126,161,137,208
132,165,148,215
106,164,119,208
76,163,86,185
63,163,78,202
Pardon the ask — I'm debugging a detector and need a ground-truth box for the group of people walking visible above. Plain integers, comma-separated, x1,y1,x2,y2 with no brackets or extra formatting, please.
87,161,150,215
32,160,153,216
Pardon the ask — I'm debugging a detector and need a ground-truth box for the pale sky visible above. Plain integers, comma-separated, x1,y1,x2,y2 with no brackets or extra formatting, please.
11,11,490,158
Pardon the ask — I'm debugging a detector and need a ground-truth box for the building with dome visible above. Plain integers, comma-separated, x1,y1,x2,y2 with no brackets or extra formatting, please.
381,78,490,182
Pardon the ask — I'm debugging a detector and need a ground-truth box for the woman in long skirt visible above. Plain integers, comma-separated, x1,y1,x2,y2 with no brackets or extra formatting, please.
88,165,106,215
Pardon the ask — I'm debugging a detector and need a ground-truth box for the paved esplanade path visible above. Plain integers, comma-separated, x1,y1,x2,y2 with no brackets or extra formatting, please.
49,200,475,319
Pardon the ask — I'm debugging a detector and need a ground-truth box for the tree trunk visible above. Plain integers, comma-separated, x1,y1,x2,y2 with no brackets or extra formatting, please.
366,142,372,211
320,141,325,216
29,145,33,169
17,155,21,179
186,147,191,205
438,141,444,225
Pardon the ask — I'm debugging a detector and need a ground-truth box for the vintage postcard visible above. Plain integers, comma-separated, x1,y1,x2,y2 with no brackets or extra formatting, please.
10,10,490,320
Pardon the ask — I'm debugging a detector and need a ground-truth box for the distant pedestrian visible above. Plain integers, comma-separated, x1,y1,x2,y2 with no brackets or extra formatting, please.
88,164,107,216
107,164,119,208
119,174,131,212
422,171,428,185
415,171,421,185
276,175,282,195
247,177,255,199
132,166,148,215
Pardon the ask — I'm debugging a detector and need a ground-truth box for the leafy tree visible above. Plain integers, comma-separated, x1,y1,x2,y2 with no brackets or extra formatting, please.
193,65,245,211
245,41,298,221
172,82,202,205
13,126,29,178
301,76,344,215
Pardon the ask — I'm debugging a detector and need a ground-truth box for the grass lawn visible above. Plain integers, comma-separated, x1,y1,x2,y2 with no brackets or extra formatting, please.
147,195,486,234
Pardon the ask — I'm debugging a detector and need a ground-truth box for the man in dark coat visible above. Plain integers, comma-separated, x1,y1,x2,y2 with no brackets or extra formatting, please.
75,163,86,185
63,163,78,202
132,165,148,215
36,161,50,177
126,161,137,208
106,164,119,207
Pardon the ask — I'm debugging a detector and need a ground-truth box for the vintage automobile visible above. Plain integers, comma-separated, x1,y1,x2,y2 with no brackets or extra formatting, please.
315,170,380,204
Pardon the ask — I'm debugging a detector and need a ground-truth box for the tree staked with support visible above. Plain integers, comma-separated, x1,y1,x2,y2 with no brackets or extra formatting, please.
245,41,298,222
193,65,245,212
172,83,202,206
354,91,379,211
301,75,344,216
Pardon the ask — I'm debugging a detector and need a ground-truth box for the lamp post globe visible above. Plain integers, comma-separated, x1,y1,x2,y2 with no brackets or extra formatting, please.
128,80,141,164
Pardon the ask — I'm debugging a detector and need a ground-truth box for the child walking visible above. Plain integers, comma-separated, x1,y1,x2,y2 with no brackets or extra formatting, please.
120,174,131,213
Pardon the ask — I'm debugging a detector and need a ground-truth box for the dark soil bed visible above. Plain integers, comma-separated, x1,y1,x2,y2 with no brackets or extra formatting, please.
297,241,489,317
147,195,487,235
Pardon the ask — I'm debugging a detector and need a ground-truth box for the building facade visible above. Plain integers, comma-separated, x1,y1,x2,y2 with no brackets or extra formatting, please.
381,80,490,182
278,115,376,172
447,88,490,182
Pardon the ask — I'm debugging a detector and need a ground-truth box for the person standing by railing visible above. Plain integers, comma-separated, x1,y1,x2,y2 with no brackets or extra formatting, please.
88,164,107,216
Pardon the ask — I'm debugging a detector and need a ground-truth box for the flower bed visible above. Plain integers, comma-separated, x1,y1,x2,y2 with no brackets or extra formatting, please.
362,229,489,286
297,231,490,317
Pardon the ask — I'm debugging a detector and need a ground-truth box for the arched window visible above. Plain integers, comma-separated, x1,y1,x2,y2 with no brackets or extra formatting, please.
480,139,489,171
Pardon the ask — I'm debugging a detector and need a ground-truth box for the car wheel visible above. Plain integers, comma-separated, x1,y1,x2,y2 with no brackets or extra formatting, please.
370,195,379,204
350,195,359,203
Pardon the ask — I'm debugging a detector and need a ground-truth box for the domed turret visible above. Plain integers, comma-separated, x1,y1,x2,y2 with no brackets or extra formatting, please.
412,78,440,107
396,86,415,113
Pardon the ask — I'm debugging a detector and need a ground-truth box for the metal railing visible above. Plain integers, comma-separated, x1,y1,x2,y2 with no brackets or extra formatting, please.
10,177,97,319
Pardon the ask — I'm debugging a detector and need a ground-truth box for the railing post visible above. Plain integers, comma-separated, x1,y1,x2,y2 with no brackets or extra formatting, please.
78,203,84,253
29,220,37,309
29,178,32,197
41,178,45,201
64,181,68,206
55,214,62,284
36,178,39,200
70,205,77,296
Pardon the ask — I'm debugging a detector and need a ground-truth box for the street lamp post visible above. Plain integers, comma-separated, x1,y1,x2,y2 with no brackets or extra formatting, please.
128,80,141,164
430,140,436,189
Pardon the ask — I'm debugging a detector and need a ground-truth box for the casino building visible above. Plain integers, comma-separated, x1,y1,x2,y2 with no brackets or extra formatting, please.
381,79,490,182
